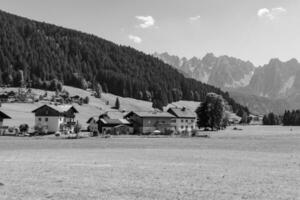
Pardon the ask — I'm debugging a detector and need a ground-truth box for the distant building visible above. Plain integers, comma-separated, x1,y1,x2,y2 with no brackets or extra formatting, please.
167,107,196,133
124,111,174,134
86,116,98,132
98,118,132,134
86,111,132,134
0,110,11,127
32,104,78,133
226,111,242,125
249,114,263,125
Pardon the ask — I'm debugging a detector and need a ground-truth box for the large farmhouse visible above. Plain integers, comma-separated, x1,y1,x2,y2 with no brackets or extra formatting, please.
167,107,196,134
125,111,174,134
32,104,78,133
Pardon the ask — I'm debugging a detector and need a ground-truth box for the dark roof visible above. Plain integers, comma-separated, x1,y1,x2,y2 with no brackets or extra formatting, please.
99,111,126,119
32,104,78,113
125,111,174,118
0,110,11,119
167,107,196,118
86,116,98,124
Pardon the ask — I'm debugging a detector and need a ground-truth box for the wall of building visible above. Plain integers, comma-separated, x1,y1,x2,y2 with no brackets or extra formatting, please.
141,117,174,134
35,116,64,133
174,118,196,133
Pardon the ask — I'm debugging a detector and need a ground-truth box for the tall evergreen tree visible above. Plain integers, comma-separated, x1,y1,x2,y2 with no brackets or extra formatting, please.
114,97,120,110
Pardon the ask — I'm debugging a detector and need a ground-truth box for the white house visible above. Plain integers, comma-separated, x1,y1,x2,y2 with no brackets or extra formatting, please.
32,104,78,133
167,107,196,134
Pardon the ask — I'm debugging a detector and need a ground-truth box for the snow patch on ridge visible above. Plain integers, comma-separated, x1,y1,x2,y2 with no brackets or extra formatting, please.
224,71,254,88
279,76,295,95
199,71,210,83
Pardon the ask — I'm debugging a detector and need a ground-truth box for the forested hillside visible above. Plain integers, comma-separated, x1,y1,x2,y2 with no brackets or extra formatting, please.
0,10,248,114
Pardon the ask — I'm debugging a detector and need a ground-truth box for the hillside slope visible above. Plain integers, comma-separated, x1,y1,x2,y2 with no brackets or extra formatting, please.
0,10,248,114
1,86,155,128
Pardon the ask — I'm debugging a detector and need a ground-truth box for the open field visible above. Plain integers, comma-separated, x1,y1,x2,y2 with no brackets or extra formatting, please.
0,126,300,200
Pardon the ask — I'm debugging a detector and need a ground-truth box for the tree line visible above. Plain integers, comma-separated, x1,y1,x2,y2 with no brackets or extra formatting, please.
0,10,248,115
262,110,300,126
282,110,300,126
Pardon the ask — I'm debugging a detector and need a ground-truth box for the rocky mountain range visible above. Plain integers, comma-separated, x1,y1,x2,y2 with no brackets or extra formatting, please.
154,52,299,114
153,52,255,89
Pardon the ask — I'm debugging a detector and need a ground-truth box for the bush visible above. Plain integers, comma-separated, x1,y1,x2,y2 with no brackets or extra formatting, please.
83,96,89,104
34,125,48,135
74,123,82,134
19,124,29,133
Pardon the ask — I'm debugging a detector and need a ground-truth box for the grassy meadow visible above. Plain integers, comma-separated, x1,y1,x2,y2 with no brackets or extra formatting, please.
0,125,299,200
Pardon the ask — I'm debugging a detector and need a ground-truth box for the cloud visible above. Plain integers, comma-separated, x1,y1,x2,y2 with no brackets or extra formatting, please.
135,16,155,28
257,7,287,20
189,15,201,22
128,35,142,44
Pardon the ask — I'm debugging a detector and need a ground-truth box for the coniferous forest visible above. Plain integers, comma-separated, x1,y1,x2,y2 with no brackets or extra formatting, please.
0,10,248,114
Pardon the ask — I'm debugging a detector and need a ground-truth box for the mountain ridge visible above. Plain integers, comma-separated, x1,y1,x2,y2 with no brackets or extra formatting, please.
154,52,298,114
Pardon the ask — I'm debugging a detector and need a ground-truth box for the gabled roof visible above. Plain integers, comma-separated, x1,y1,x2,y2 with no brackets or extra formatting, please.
99,111,126,119
167,107,196,118
125,111,174,118
100,118,130,125
86,116,98,124
0,110,11,119
32,104,78,113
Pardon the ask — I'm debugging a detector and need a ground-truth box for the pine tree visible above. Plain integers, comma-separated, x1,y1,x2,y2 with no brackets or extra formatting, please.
115,97,120,110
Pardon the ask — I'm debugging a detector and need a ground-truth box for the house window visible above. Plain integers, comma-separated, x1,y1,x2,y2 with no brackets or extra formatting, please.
191,119,194,123
186,120,188,123
186,126,188,129
38,118,42,121
181,126,184,129
45,118,48,122
181,120,184,123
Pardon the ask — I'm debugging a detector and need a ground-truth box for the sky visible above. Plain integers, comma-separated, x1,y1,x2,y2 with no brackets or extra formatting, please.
0,0,299,66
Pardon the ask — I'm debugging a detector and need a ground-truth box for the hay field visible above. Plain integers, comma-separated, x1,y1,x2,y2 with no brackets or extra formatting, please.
0,126,299,200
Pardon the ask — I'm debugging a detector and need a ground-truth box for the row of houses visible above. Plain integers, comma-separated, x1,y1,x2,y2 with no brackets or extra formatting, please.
87,107,197,135
28,104,198,135
0,102,262,135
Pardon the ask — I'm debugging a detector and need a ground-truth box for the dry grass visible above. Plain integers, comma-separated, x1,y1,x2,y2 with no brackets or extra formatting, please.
0,126,299,200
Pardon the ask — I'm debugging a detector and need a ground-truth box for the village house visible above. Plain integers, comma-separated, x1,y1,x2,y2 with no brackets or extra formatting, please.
167,107,196,134
97,111,132,134
32,104,78,133
124,111,174,134
0,110,11,127
0,110,11,135
86,116,98,132
249,114,263,125
99,118,132,134
226,112,242,125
